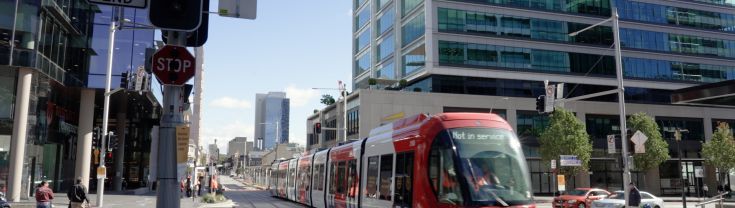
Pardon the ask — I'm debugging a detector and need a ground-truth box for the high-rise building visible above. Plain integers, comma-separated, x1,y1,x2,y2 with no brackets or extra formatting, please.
348,0,735,196
254,92,290,150
227,137,248,157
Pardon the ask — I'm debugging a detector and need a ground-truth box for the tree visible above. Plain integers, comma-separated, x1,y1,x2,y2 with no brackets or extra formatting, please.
320,94,336,106
539,108,593,176
627,113,669,171
702,122,735,182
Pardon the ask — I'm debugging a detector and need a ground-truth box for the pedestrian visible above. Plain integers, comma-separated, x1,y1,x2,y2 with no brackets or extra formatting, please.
628,182,641,208
185,176,192,197
67,177,89,208
197,176,203,196
35,181,53,208
703,184,710,197
180,178,185,198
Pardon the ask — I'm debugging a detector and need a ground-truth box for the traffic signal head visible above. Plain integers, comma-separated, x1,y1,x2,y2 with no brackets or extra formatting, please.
315,123,321,134
536,95,546,114
120,72,129,89
150,0,204,31
161,0,210,47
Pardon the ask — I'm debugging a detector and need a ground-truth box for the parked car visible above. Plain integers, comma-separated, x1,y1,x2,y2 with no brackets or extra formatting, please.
553,188,611,208
0,192,10,208
591,191,664,208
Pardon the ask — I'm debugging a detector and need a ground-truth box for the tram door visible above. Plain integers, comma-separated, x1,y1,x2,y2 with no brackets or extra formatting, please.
394,152,414,208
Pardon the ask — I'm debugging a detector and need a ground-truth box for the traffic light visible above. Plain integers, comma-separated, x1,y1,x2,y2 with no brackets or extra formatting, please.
109,133,119,150
92,127,101,149
149,0,204,31
315,123,321,134
536,95,546,114
120,72,129,89
161,0,210,47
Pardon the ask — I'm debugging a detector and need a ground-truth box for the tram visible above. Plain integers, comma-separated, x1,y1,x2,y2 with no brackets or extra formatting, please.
269,113,535,208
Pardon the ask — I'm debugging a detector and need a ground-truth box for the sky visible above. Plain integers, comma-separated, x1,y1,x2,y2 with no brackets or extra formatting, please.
195,0,353,153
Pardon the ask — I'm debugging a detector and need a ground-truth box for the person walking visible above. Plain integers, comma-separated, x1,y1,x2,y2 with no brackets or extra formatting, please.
703,184,710,198
628,182,641,208
35,181,53,208
185,176,192,197
67,177,89,208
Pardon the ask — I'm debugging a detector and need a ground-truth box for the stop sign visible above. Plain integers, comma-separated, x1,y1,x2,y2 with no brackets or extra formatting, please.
152,45,195,85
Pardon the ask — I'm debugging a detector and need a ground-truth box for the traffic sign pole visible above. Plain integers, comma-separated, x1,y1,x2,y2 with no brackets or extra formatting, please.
96,6,120,207
156,31,189,208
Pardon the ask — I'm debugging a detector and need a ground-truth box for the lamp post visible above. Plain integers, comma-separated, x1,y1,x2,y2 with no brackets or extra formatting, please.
569,6,631,206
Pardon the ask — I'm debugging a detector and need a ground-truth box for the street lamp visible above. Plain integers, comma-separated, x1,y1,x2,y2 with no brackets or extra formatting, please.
569,6,631,206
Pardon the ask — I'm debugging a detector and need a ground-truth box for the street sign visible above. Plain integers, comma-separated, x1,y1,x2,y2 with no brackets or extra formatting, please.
176,125,190,163
557,175,566,191
88,0,147,8
551,159,557,170
560,155,582,166
545,84,555,113
695,166,704,178
97,167,106,179
607,135,616,154
219,0,257,19
152,45,196,85
631,130,648,154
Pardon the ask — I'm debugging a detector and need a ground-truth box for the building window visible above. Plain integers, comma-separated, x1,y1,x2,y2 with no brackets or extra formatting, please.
402,0,422,16
354,0,368,10
356,28,371,53
378,6,395,35
444,0,611,16
377,61,396,79
516,110,550,138
325,119,337,141
377,34,395,61
402,13,424,46
656,117,704,158
402,45,425,76
355,52,371,76
347,108,360,136
355,7,370,32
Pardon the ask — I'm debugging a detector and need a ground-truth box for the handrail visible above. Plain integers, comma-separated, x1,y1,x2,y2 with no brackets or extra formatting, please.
695,191,729,208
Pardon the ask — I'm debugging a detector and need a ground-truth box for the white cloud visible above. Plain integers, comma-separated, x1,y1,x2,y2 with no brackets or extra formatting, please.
210,97,252,109
285,85,318,107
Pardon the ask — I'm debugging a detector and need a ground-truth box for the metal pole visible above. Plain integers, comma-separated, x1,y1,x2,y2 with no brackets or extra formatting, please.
8,0,19,65
342,85,347,141
156,31,186,208
678,133,688,208
612,8,632,207
97,6,119,207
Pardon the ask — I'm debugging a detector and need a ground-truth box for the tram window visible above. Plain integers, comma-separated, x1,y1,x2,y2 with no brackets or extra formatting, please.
330,163,337,194
315,164,323,191
379,154,393,201
337,162,346,194
395,152,414,207
366,156,379,198
428,131,463,205
348,160,357,198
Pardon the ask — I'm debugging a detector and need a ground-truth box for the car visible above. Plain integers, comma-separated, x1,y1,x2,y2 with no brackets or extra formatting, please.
591,191,664,208
553,188,611,208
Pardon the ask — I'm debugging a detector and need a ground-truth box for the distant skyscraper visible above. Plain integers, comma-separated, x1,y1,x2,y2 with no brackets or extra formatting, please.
254,92,290,150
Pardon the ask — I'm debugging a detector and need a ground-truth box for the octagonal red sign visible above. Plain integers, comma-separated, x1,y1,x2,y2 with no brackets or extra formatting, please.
152,45,195,85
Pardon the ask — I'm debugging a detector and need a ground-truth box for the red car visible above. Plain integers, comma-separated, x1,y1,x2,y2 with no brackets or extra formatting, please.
553,188,611,208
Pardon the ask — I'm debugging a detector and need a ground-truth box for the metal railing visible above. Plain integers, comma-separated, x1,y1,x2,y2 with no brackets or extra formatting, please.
695,192,729,208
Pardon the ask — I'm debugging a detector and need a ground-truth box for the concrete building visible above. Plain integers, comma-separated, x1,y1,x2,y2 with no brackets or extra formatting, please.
345,0,735,196
254,92,290,150
227,137,248,157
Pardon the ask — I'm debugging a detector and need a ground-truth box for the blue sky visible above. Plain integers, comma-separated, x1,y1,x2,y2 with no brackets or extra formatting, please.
196,0,353,152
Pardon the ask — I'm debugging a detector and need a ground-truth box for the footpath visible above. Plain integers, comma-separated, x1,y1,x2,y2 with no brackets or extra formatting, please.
8,187,234,208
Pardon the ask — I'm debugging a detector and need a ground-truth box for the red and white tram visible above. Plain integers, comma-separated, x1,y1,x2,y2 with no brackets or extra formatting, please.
269,113,535,208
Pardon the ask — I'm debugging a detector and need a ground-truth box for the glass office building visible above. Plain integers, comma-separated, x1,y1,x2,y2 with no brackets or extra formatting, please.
254,92,290,150
352,0,735,196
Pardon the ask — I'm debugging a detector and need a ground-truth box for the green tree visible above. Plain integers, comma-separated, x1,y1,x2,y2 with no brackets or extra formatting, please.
627,113,669,171
539,108,593,176
320,94,336,105
702,122,735,182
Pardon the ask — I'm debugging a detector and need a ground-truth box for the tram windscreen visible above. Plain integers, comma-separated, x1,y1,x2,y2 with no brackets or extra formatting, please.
449,128,533,206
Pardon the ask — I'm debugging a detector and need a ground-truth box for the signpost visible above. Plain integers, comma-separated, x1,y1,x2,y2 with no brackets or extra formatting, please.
152,45,196,86
87,0,147,8
631,130,648,154
607,135,616,154
560,155,582,166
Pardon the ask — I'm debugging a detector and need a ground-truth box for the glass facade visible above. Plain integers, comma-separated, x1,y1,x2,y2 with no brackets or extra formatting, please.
657,117,704,158
693,0,735,7
377,34,395,61
356,52,371,75
402,13,425,46
378,6,395,35
377,61,396,79
378,0,392,9
448,0,611,16
622,28,735,58
355,0,369,9
356,7,371,32
439,41,735,83
356,28,371,53
616,0,735,33
402,45,425,76
402,0,423,16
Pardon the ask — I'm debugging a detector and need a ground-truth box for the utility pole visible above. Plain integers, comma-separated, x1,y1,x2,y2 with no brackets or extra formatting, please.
96,6,121,207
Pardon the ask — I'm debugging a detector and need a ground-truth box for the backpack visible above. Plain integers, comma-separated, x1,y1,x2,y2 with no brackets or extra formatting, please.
66,185,83,202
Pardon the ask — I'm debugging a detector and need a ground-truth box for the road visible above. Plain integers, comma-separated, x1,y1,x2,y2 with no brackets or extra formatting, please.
220,176,306,208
